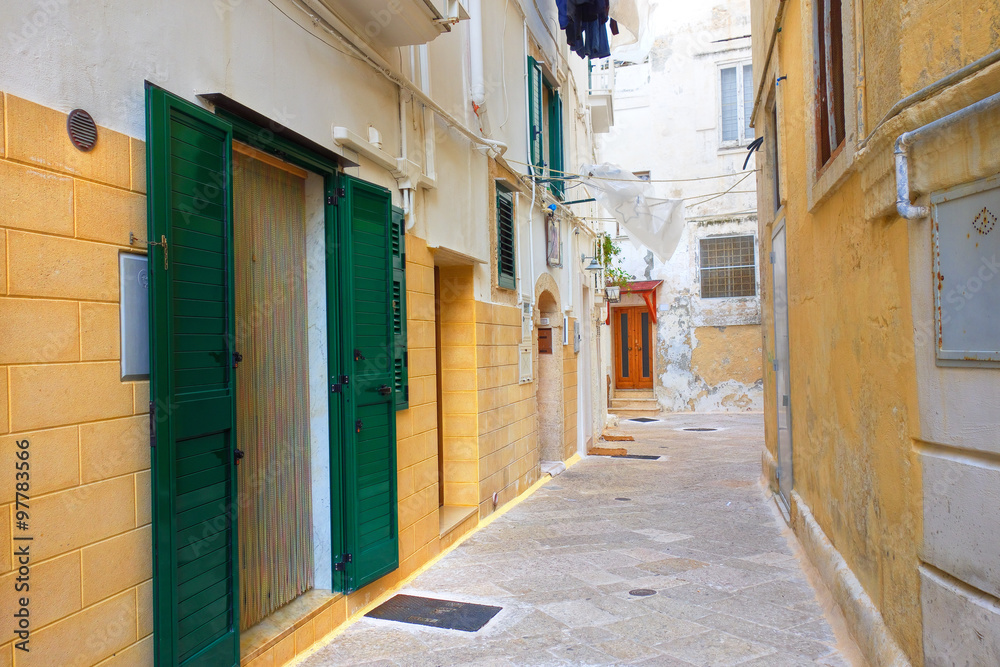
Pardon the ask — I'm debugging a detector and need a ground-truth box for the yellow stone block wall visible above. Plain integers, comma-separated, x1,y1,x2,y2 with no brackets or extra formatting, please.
394,235,443,578
437,265,480,508
475,302,539,518
562,318,578,462
0,92,153,665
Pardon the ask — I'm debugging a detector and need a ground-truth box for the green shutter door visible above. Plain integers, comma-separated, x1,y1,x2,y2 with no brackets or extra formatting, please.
340,176,399,592
528,56,544,175
391,206,408,411
146,84,239,667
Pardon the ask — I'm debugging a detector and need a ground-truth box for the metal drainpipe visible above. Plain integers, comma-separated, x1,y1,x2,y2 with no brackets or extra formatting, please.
895,91,1000,220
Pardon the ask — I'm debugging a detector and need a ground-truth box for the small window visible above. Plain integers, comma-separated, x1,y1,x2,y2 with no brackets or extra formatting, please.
720,62,754,147
527,56,565,199
815,0,846,168
496,185,516,290
699,235,756,298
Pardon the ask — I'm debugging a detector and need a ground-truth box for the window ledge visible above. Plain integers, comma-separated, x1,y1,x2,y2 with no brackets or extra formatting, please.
439,505,479,537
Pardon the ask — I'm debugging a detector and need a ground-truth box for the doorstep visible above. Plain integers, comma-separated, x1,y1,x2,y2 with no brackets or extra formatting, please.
240,589,344,666
439,505,479,537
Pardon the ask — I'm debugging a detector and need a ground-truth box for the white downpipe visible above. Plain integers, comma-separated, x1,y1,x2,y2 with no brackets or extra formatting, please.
469,0,486,108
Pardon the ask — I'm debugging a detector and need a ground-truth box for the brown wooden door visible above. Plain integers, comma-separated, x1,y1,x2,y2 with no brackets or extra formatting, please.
613,307,653,390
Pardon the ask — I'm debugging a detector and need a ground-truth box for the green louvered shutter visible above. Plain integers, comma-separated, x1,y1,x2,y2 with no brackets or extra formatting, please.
391,206,408,411
549,90,565,199
340,175,399,592
497,186,516,290
528,56,544,175
146,83,240,667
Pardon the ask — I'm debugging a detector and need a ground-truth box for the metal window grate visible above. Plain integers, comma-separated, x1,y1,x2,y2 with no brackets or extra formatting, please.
700,235,756,298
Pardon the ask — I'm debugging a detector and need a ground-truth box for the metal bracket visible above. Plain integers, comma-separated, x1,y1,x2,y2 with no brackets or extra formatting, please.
130,232,169,269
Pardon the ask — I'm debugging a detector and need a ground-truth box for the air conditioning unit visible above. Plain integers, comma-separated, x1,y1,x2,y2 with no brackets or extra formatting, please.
319,0,469,48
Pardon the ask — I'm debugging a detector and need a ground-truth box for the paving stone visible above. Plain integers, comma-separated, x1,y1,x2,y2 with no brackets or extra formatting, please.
298,415,855,666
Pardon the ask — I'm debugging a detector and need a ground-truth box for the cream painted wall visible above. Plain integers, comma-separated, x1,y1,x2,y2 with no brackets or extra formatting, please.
596,0,763,412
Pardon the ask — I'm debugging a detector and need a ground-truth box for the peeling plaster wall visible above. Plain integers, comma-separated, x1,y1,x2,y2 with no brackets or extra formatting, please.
595,0,763,413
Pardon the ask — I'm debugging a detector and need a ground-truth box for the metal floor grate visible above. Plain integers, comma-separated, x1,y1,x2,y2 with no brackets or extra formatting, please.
683,427,718,432
629,417,660,423
365,594,502,632
612,454,661,460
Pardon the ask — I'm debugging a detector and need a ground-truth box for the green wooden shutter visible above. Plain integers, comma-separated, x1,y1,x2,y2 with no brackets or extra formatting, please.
549,90,565,199
497,186,516,290
340,175,399,592
391,206,408,411
528,56,544,175
146,83,240,667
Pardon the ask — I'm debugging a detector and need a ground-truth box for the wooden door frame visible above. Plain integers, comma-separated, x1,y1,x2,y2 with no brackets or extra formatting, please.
612,306,654,391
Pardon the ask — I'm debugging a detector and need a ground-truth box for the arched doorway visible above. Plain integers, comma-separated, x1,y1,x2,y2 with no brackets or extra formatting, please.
536,287,563,463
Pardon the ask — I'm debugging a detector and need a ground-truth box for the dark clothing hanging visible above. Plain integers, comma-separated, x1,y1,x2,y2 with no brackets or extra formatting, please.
558,0,612,59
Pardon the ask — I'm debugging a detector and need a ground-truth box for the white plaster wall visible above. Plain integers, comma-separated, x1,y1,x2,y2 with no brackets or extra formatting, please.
305,172,333,590
594,0,762,413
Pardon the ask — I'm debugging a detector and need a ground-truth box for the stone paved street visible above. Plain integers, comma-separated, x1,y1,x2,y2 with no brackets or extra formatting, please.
299,414,857,666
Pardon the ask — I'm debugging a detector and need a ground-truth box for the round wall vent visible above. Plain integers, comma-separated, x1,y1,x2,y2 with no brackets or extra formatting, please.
67,109,98,152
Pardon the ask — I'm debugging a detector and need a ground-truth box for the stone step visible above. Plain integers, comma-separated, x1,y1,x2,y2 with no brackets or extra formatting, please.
610,398,660,411
611,407,662,419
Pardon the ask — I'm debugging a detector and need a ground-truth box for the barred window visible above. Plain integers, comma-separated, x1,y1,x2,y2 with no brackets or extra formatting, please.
699,235,756,298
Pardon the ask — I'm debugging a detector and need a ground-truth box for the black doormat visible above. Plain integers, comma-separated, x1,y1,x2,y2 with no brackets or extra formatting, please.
612,454,661,460
365,594,502,632
629,417,659,423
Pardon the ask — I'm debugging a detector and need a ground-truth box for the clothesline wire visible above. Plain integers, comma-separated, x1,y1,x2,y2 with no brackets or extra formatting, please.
683,172,755,205
505,156,754,183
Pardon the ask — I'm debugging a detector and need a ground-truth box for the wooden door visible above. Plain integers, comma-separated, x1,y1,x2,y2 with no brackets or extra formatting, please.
613,307,653,390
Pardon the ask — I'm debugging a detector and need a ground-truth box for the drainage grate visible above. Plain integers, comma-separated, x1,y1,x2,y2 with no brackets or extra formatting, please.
67,109,98,151
615,497,631,501
365,594,502,632
683,427,718,432
629,589,657,597
612,454,661,460
629,417,660,423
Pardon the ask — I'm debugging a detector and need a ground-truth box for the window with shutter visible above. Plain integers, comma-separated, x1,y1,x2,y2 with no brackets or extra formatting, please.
391,205,408,411
497,185,516,290
548,88,565,199
527,56,544,175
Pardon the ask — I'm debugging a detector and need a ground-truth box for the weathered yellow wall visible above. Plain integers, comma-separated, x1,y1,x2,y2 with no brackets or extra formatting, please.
691,325,763,410
754,0,933,660
0,92,153,665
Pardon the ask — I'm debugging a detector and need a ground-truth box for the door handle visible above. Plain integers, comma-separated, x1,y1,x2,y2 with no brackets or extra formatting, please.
376,385,392,396
234,448,245,465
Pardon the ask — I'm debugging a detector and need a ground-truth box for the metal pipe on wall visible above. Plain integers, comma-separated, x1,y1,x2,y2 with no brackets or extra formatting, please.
895,91,1000,220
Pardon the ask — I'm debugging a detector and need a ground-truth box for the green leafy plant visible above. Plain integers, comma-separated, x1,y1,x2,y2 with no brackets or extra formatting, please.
598,233,634,289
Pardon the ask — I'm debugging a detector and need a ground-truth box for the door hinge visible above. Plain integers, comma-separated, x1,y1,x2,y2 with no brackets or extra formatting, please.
769,251,776,264
149,401,156,447
333,553,353,571
327,187,347,206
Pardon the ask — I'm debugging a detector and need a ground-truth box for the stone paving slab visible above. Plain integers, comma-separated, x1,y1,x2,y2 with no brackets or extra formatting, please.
298,414,856,666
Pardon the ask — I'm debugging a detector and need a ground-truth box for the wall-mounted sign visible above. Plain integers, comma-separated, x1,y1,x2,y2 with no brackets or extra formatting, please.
546,215,562,267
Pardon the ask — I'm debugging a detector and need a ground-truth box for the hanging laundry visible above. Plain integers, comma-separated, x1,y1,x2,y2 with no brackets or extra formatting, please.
559,0,613,59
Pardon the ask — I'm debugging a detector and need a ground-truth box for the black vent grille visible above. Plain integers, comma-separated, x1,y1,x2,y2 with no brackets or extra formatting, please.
67,109,98,152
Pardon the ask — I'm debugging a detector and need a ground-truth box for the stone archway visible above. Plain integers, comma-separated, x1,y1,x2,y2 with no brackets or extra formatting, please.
534,276,564,463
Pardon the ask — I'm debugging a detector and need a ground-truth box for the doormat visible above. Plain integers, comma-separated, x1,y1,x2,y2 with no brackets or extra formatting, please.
629,417,660,423
612,454,661,460
365,594,502,632
589,446,628,456
683,427,718,432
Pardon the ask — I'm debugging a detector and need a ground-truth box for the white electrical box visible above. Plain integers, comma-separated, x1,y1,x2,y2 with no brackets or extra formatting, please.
932,174,1000,366
120,253,150,380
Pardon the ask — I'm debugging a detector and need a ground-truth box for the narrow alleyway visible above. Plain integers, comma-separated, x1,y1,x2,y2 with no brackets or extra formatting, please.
299,415,856,666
